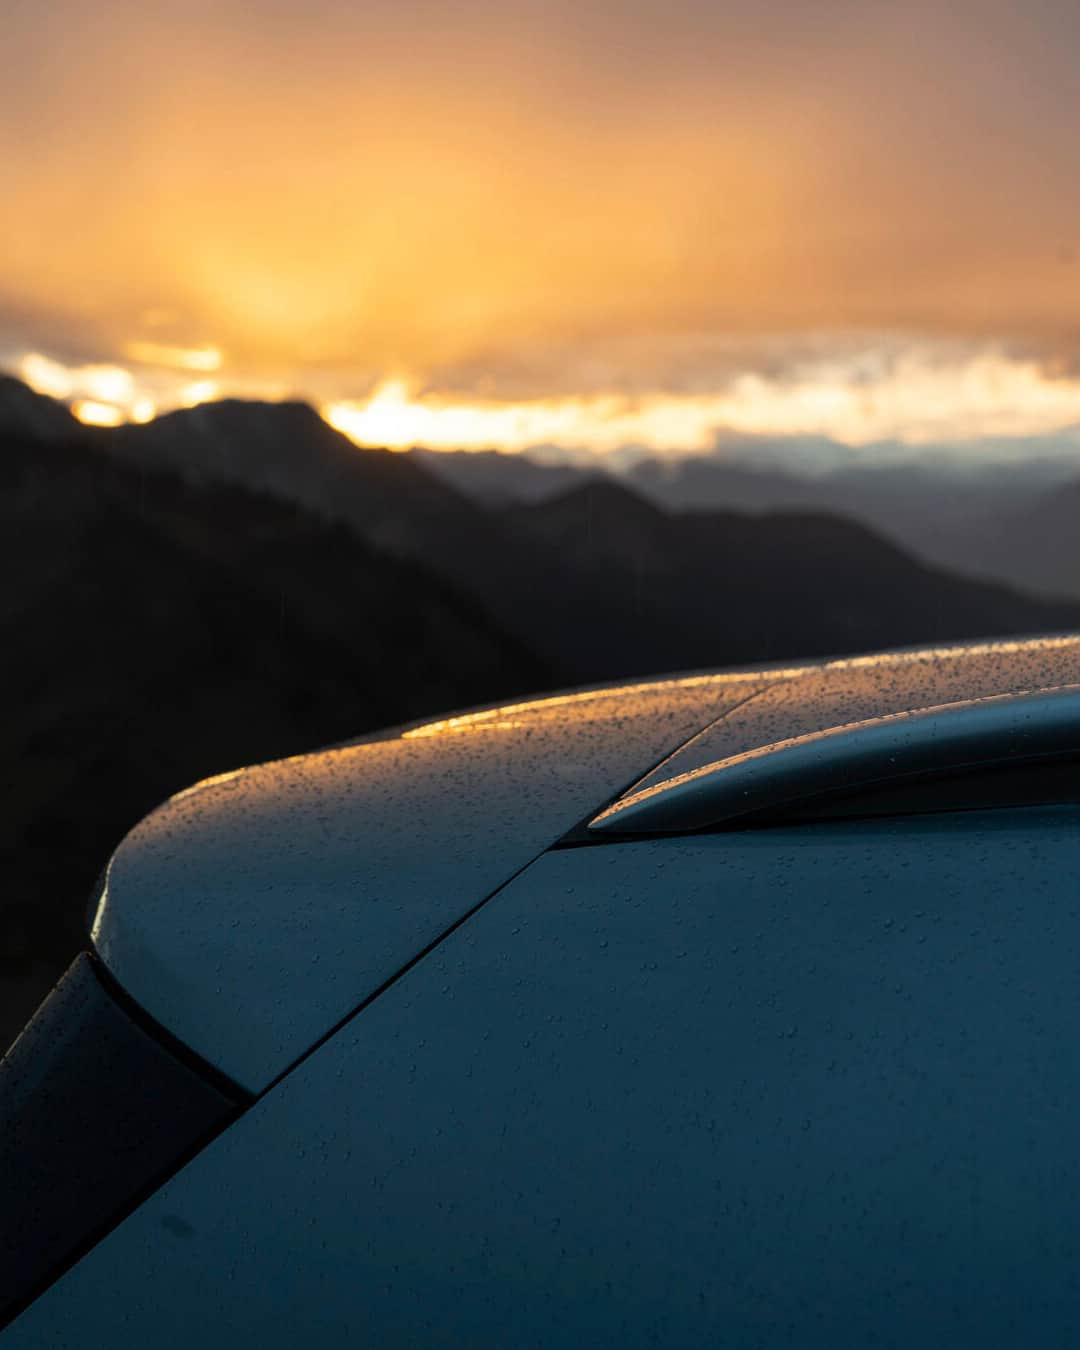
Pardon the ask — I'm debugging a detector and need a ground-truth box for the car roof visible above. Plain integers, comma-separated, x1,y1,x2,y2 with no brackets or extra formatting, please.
89,635,1080,1092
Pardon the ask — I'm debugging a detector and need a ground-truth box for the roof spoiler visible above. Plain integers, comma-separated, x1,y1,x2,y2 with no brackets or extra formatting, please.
589,684,1080,835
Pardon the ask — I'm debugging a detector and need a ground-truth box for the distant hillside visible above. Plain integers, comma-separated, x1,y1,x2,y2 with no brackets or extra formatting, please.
14,377,1079,675
95,390,1080,673
0,374,85,446
419,442,1080,601
412,446,586,505
505,478,1080,669
109,400,467,541
104,402,649,682
943,478,1080,599
627,454,1080,600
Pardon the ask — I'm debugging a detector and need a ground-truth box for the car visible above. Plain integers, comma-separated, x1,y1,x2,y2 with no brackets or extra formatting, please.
5,634,1080,1346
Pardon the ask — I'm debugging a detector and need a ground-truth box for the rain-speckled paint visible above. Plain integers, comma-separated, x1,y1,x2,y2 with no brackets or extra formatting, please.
15,807,1080,1347
593,682,1080,833
89,674,768,1090
630,636,1080,790
89,638,1080,1092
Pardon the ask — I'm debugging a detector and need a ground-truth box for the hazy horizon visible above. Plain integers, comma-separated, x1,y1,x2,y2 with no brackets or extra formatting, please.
10,349,1080,485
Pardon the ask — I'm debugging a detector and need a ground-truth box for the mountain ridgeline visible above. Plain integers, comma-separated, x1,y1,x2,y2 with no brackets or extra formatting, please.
3,373,1080,1044
96,392,1080,671
419,444,1080,601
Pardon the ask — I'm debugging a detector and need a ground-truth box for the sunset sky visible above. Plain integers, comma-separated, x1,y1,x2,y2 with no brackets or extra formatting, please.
8,0,1080,459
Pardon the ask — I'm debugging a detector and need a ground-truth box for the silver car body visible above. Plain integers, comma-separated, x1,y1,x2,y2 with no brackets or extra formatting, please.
8,635,1080,1345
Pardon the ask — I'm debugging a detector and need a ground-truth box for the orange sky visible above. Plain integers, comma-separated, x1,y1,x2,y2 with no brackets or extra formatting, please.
7,0,1080,453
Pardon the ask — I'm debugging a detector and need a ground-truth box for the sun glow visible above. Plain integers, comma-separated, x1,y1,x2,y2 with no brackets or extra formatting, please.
17,349,215,425
323,381,725,454
123,341,223,373
180,380,219,407
72,399,125,428
18,353,74,401
81,366,135,405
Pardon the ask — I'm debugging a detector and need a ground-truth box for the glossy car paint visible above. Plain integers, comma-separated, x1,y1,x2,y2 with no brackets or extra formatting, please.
89,674,767,1091
592,682,1080,833
630,636,1080,790
89,638,1080,1093
13,809,1080,1347
11,635,1080,1344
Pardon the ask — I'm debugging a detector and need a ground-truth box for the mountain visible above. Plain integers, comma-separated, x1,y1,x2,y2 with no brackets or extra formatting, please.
940,477,1080,599
411,441,1042,538
626,454,1080,598
104,402,646,682
0,374,85,446
108,400,467,546
418,442,1080,601
113,404,1080,679
13,378,1080,674
505,479,1080,669
412,446,587,505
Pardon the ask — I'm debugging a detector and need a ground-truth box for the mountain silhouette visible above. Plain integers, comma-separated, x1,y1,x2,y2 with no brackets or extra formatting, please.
414,445,586,505
109,399,466,540
627,453,1080,600
103,396,1080,677
505,479,1080,669
425,443,1080,601
105,402,646,681
944,477,1080,598
0,374,84,446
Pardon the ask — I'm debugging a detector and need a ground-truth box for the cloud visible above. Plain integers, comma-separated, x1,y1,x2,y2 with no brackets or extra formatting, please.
17,329,1080,466
319,337,1080,456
